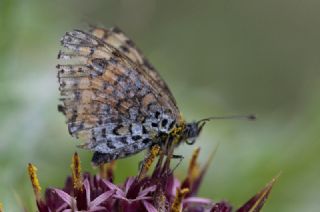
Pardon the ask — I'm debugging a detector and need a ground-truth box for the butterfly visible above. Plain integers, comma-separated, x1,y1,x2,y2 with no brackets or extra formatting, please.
57,26,255,165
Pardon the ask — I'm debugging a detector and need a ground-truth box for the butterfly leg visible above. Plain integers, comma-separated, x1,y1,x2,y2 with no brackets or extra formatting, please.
98,160,116,181
170,154,184,173
160,154,184,177
137,144,161,181
138,160,144,171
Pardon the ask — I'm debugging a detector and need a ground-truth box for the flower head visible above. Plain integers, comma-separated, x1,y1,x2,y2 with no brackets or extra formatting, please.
28,148,278,212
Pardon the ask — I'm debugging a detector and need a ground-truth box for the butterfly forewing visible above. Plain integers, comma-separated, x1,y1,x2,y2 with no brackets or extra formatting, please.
89,26,177,105
57,28,181,162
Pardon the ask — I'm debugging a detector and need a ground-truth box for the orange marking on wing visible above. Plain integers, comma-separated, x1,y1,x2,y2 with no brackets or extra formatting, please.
102,70,118,83
142,93,156,107
81,90,95,104
78,78,91,89
91,28,106,39
91,78,104,90
79,47,92,55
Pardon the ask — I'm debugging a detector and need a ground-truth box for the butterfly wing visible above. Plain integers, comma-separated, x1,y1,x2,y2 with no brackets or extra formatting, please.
57,29,181,163
89,26,177,105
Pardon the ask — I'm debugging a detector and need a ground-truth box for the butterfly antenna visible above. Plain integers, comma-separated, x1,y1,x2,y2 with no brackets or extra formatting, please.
197,114,256,124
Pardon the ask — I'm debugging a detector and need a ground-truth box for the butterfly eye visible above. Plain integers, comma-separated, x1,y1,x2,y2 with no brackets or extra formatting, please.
185,139,196,145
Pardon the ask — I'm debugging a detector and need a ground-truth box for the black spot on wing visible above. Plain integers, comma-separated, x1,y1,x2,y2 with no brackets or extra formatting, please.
119,137,128,144
142,126,148,134
142,138,151,144
132,135,142,141
168,120,176,130
120,45,129,53
112,27,122,34
129,124,133,135
101,128,106,138
58,104,66,115
155,111,160,119
161,119,168,128
106,141,116,149
125,39,135,47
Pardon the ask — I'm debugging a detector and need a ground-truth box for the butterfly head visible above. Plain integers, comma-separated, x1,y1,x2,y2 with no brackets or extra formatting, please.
182,121,207,145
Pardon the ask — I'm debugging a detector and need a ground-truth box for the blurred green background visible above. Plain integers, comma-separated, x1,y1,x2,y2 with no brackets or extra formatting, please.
1,0,320,211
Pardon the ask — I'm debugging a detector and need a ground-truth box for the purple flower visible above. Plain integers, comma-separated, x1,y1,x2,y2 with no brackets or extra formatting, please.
28,149,278,212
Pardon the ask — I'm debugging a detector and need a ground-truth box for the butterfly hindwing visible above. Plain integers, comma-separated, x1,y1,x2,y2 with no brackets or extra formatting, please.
57,29,181,162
